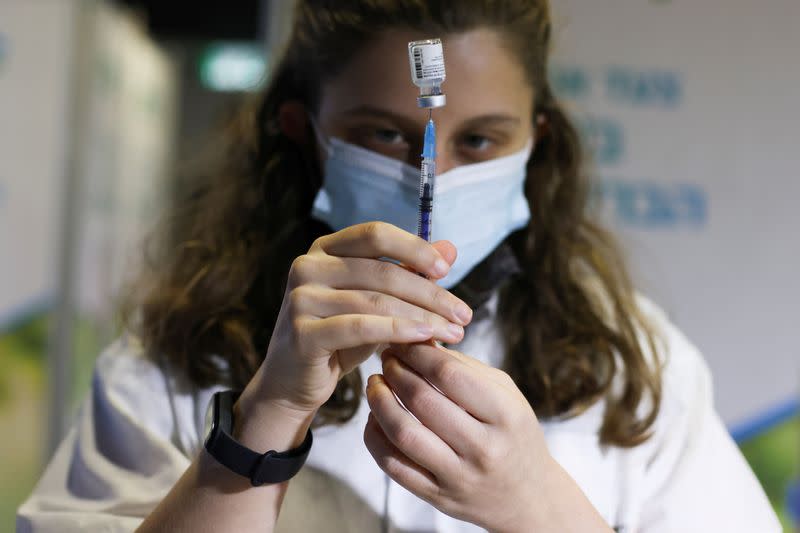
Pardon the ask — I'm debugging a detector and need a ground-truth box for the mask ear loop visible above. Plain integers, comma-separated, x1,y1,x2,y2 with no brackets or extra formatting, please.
307,113,333,157
273,110,328,213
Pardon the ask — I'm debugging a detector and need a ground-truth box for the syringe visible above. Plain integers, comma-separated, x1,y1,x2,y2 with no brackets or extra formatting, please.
408,38,445,245
417,118,436,242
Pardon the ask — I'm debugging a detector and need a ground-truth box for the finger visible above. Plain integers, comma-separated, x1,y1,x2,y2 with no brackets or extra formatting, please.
397,240,457,274
310,221,452,279
301,315,433,355
394,238,457,277
365,374,459,482
391,341,510,387
384,343,508,422
381,354,485,458
436,344,519,392
291,286,464,344
291,255,472,326
363,412,440,502
431,240,457,267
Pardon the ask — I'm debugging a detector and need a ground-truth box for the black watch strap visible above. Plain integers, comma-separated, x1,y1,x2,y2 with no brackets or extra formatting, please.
204,390,313,486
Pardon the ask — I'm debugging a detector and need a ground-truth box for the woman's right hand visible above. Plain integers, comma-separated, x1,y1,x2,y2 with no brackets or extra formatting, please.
238,221,473,430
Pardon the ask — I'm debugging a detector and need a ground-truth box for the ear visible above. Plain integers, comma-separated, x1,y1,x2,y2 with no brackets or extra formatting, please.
278,100,309,144
534,112,549,143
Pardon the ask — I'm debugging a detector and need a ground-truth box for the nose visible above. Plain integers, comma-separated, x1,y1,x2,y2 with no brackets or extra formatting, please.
435,150,458,174
406,142,458,174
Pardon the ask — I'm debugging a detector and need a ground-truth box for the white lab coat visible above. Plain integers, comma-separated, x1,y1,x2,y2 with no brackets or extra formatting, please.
17,293,780,532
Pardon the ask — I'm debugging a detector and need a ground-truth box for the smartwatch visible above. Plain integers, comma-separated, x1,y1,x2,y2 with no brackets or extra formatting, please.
203,390,313,486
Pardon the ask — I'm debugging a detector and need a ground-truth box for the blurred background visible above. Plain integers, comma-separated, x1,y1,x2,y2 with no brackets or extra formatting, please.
0,0,797,530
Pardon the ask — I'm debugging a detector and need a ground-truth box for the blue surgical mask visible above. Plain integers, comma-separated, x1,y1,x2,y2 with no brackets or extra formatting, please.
311,133,533,288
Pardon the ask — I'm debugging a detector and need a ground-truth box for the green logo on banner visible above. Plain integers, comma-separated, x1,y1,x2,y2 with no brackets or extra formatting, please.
199,43,267,92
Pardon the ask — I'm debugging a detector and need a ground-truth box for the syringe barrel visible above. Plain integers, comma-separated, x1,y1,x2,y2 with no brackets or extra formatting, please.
417,158,435,241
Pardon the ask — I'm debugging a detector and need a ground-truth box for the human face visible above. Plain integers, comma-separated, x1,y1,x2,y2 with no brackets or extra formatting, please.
316,28,535,173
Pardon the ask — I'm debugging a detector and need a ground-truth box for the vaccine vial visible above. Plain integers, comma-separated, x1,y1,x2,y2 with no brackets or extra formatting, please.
408,38,446,108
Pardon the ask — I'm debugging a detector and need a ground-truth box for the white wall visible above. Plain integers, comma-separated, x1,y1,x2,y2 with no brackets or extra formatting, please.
550,0,800,429
75,2,177,327
0,0,77,329
0,0,177,446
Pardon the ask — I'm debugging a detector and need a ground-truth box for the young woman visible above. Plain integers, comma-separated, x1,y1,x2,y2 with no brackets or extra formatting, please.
19,1,779,531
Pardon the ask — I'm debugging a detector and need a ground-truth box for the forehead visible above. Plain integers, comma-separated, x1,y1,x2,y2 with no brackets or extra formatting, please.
318,28,534,123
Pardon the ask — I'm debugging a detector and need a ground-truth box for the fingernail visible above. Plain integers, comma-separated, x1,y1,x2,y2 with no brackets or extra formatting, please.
366,374,380,388
454,304,472,325
410,322,433,339
447,323,464,341
433,258,450,277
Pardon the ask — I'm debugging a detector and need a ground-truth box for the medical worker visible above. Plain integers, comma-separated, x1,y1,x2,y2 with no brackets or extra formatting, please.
18,1,780,531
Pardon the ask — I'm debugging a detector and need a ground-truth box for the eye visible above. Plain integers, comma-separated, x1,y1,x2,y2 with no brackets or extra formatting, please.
460,133,492,151
349,125,412,161
372,128,405,145
457,133,501,162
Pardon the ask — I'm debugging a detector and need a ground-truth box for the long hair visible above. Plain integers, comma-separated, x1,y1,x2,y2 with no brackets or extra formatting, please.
125,0,662,446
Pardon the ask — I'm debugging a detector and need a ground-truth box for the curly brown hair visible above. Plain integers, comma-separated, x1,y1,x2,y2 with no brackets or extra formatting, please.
125,0,662,447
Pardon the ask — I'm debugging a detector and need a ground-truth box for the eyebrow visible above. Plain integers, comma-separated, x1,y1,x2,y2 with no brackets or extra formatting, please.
339,105,522,129
461,114,521,129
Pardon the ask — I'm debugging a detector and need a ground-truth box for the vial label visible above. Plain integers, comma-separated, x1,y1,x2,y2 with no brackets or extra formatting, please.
409,40,445,84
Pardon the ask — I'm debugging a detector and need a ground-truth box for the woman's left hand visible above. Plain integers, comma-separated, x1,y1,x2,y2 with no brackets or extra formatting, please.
364,342,611,533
